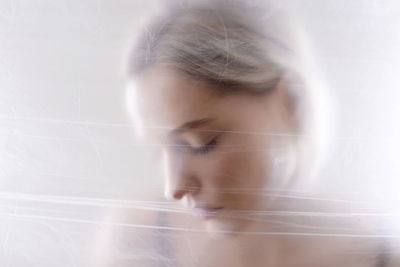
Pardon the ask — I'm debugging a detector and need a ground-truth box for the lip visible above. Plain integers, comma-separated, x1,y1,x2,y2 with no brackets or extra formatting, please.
193,207,224,220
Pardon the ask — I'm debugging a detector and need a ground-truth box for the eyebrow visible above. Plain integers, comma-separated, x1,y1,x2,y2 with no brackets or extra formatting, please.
169,117,216,137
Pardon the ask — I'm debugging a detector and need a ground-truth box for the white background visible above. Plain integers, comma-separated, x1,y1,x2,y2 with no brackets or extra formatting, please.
0,0,399,266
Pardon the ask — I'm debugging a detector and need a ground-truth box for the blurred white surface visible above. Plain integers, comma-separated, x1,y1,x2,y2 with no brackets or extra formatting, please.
0,0,400,266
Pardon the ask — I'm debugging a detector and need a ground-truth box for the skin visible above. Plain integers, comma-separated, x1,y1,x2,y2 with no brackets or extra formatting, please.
117,65,400,266
127,64,298,234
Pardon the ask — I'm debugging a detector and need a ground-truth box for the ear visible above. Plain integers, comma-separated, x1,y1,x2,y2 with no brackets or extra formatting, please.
274,75,304,134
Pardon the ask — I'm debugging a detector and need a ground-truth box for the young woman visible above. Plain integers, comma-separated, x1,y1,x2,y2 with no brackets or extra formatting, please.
95,1,399,266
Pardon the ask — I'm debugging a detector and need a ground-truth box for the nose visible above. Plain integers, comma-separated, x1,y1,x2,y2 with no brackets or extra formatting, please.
162,150,201,201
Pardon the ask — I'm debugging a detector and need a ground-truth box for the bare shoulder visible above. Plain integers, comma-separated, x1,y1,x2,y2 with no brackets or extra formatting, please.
387,255,400,267
384,238,400,267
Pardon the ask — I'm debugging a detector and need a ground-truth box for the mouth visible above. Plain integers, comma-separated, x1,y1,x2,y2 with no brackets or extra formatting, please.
193,207,224,220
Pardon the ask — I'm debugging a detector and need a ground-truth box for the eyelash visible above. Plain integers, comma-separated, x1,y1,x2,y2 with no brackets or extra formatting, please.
190,137,218,155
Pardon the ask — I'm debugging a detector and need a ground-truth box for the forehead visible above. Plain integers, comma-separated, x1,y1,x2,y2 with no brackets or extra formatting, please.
129,66,221,135
127,66,278,142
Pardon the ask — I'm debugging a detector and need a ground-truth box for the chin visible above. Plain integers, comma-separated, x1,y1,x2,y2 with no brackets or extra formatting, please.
205,218,246,237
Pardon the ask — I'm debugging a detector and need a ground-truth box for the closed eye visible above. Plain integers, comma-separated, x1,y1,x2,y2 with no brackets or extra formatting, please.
191,137,218,155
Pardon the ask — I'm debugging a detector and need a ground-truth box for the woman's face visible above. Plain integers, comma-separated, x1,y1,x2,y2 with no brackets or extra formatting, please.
127,65,296,233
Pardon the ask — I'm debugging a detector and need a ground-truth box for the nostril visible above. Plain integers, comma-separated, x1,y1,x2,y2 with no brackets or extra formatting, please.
164,184,186,201
172,189,186,200
165,183,201,201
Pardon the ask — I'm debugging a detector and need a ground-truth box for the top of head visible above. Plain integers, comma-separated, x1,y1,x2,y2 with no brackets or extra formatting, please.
125,0,332,190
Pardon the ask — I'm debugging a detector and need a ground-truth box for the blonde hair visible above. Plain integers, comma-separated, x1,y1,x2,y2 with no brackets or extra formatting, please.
127,0,332,190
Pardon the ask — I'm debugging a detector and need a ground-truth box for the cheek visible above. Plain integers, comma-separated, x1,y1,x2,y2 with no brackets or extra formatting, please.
206,151,272,212
208,150,270,191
